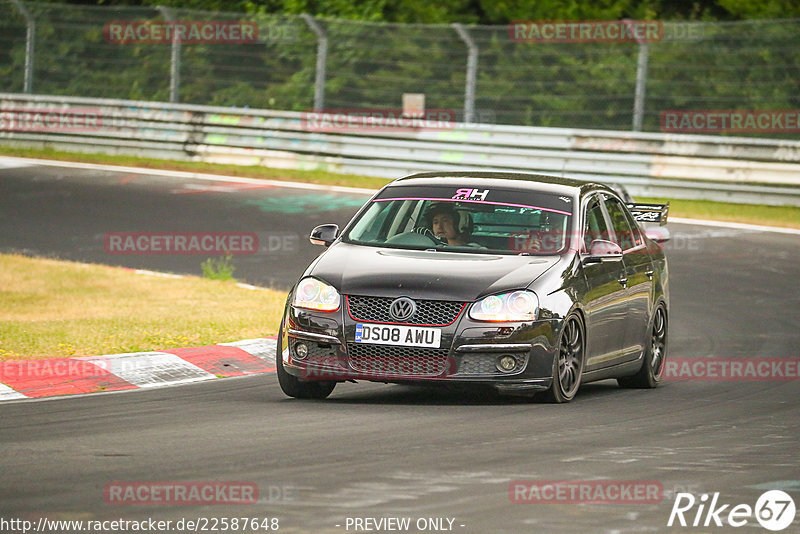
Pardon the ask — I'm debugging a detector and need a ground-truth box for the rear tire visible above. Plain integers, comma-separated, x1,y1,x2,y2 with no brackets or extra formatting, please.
541,314,585,403
276,327,336,399
618,305,667,389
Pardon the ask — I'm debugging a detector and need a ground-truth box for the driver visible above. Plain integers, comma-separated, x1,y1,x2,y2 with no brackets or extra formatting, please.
417,203,481,247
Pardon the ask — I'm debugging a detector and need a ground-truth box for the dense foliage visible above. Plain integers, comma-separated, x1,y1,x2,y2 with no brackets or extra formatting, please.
78,0,800,23
1,1,798,133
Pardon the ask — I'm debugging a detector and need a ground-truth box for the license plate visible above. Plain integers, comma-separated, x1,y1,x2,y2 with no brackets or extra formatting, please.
354,324,441,348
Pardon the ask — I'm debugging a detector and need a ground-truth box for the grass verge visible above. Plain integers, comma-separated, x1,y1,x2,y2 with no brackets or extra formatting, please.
0,254,287,360
0,146,391,189
1,146,798,228
639,197,800,229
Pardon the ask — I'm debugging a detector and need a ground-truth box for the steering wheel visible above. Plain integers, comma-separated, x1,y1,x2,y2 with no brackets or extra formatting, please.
412,226,447,244
384,228,446,246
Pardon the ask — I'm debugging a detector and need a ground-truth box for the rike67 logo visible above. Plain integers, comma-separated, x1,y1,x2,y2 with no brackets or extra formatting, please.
668,490,796,531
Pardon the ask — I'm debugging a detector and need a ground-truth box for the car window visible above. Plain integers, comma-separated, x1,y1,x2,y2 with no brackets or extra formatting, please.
622,206,645,248
603,196,639,251
346,199,408,241
583,195,610,252
343,186,573,255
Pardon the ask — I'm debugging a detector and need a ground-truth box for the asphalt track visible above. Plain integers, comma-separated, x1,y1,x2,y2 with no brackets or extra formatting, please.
0,160,367,288
1,159,799,533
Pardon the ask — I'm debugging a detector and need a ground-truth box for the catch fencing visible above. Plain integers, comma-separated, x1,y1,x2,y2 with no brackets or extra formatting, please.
0,2,799,134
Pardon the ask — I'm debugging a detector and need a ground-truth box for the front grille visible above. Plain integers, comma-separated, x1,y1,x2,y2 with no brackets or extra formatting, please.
347,343,451,377
455,353,528,376
347,295,464,326
289,338,337,363
457,354,500,375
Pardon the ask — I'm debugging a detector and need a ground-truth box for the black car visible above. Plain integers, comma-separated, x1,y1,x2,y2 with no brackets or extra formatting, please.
277,172,670,402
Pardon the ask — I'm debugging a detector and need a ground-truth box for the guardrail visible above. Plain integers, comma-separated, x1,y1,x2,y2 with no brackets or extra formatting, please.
2,93,800,206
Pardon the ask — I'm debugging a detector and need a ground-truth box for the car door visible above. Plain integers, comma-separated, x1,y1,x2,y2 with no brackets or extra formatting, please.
580,194,630,370
603,194,653,361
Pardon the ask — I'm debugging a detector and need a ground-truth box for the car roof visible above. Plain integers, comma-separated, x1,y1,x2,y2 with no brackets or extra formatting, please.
392,171,615,198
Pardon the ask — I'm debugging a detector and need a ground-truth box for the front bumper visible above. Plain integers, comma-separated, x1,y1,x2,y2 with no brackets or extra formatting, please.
280,302,560,393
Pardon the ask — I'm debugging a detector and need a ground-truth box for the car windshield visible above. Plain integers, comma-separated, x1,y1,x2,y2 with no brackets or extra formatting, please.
343,184,574,254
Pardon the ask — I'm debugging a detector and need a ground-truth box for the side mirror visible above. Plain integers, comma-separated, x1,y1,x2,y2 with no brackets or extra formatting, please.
309,224,339,247
584,239,623,263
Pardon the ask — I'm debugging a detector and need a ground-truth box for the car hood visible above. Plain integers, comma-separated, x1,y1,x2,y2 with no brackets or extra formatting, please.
306,243,561,302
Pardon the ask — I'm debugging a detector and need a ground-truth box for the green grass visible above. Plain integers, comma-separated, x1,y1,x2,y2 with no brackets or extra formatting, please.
638,197,800,229
0,145,391,189
0,254,287,360
1,145,798,228
201,254,237,281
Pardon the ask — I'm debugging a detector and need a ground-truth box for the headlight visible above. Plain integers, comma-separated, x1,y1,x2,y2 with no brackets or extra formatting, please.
469,291,539,322
293,277,341,311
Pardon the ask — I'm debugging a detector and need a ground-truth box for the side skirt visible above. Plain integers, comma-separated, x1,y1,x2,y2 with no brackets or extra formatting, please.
582,358,643,384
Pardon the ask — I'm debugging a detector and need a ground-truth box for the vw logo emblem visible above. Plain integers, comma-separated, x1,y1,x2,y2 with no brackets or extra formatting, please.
389,297,417,321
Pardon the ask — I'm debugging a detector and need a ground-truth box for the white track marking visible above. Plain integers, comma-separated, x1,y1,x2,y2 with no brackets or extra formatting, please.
0,382,27,400
74,352,216,387
220,338,277,365
0,157,34,169
0,156,376,194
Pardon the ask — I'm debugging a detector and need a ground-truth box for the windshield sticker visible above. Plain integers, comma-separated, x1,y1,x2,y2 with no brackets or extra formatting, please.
375,185,574,216
374,197,572,217
452,188,490,201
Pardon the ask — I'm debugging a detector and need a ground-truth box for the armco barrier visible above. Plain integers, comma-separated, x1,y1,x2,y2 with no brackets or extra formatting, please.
1,93,800,206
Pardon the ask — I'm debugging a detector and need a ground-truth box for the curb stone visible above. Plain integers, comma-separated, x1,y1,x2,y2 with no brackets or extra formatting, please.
0,337,278,402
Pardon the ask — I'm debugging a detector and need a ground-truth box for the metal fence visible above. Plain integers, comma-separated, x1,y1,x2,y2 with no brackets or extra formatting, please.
2,93,799,206
1,2,799,134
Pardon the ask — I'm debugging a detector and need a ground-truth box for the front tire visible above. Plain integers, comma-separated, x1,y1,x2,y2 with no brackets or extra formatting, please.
618,305,667,389
542,314,585,403
276,328,336,399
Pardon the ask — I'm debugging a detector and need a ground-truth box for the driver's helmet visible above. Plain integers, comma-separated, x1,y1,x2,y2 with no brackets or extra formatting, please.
422,202,473,235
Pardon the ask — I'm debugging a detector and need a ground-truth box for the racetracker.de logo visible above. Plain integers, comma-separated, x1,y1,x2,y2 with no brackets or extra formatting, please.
104,482,258,505
0,108,102,132
103,20,258,44
509,20,663,43
660,110,800,133
104,232,258,255
301,109,456,132
665,358,800,381
509,480,664,504
0,359,109,381
299,355,457,381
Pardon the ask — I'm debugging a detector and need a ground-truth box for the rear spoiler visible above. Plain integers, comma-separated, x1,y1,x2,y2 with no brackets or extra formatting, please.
626,202,669,226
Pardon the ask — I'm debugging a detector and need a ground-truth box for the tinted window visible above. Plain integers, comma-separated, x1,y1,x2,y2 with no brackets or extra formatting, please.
583,196,610,251
344,186,573,255
604,196,638,251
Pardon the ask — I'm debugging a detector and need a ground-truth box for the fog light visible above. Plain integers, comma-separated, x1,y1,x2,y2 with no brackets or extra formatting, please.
496,354,517,373
294,342,308,360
